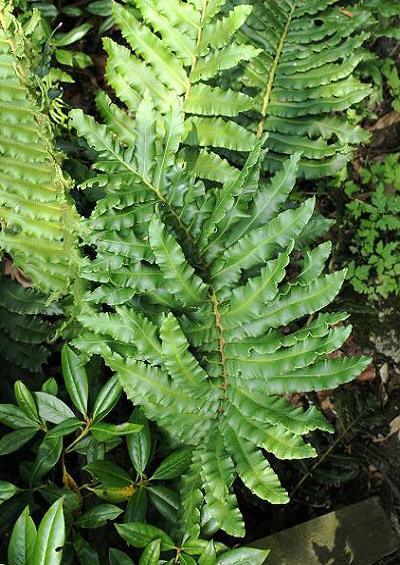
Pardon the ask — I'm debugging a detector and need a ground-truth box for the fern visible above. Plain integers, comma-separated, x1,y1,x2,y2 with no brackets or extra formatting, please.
71,89,369,537
0,271,60,399
233,0,372,178
0,3,80,294
93,0,264,184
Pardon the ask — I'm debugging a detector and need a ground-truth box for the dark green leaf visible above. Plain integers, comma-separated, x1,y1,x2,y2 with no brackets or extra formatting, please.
91,375,122,423
34,392,75,425
115,522,175,551
151,448,193,481
147,486,179,522
0,428,37,456
62,345,89,416
54,24,92,47
127,407,151,475
75,504,123,528
215,547,269,565
109,548,134,565
72,532,100,565
91,422,142,442
14,381,40,424
138,539,161,565
0,481,21,505
30,436,63,485
84,460,132,487
0,404,37,429
124,487,147,523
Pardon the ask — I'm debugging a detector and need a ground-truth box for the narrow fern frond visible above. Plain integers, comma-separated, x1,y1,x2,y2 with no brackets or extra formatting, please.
234,0,372,178
0,5,80,293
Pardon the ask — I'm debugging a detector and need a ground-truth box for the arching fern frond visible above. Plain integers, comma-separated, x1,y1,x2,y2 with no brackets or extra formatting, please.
72,94,370,538
98,0,261,183
0,4,80,294
233,0,372,178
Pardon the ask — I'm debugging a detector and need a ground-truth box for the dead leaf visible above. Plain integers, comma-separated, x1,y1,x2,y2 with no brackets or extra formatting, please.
357,364,376,382
3,258,31,287
339,7,354,17
370,112,400,131
379,363,389,384
388,416,400,439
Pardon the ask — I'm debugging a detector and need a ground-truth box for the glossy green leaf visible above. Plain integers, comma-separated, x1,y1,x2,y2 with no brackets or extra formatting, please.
72,532,100,565
0,428,37,456
215,547,269,565
30,436,63,485
75,504,123,528
84,460,132,487
0,404,38,430
91,422,142,442
0,481,21,505
91,376,122,423
34,393,76,425
62,345,89,416
109,548,134,565
151,448,193,480
54,24,92,47
14,381,40,424
127,407,151,476
138,539,161,565
124,487,147,523
8,506,37,565
33,497,65,565
115,522,175,551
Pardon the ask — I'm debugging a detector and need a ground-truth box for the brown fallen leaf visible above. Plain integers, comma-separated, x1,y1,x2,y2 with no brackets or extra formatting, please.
357,364,376,382
3,257,31,287
339,7,354,17
370,112,400,131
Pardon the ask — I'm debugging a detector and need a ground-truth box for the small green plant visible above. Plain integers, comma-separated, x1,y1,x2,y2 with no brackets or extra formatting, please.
343,154,400,301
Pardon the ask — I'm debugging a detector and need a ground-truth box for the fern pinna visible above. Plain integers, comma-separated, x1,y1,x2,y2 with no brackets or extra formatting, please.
234,0,372,178
71,64,369,538
0,4,80,294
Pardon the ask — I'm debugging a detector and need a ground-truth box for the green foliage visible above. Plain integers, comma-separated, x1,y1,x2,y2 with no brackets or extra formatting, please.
0,0,381,560
98,0,261,184
7,499,65,565
71,53,369,534
343,154,400,301
233,0,372,178
115,522,269,564
0,4,80,294
0,273,59,393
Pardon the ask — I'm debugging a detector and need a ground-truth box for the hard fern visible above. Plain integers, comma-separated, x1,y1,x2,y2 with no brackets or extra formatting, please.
232,0,372,178
71,93,370,538
0,3,80,294
96,0,262,184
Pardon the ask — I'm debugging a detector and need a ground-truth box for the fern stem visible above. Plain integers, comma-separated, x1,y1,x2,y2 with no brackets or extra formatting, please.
210,289,228,413
185,0,209,101
256,2,296,139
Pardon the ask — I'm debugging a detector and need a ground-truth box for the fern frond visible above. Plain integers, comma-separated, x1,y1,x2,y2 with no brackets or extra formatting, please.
75,93,369,536
94,0,261,182
0,274,56,396
0,6,80,293
234,0,372,177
